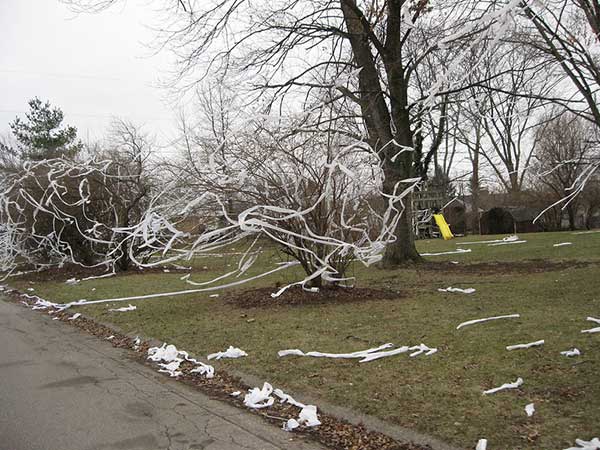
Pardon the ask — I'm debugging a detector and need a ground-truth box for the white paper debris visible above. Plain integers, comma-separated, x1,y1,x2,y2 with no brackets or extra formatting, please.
68,313,81,320
553,242,572,247
278,349,305,357
65,278,80,285
582,317,600,334
421,248,471,256
582,318,600,333
483,377,523,395
476,439,488,450
55,260,299,308
457,314,520,330
207,346,248,360
581,327,600,334
160,361,180,372
408,343,438,358
273,388,321,428
209,294,219,298
147,343,215,379
108,304,137,312
106,335,115,340
21,294,61,311
241,382,322,430
564,437,600,450
190,364,215,378
283,418,300,431
298,405,321,427
230,391,241,397
438,287,476,294
148,344,180,362
361,344,437,362
273,389,306,408
525,403,535,417
506,340,544,351
462,235,519,245
278,343,393,359
159,369,182,377
488,240,527,246
358,346,411,362
244,382,275,409
278,343,436,362
561,348,581,357
158,360,182,377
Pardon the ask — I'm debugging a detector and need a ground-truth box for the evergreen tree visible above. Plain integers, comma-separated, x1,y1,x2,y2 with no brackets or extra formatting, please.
9,98,82,160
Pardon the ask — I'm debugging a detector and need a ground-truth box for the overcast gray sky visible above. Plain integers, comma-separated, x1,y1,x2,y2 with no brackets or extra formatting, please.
0,0,177,144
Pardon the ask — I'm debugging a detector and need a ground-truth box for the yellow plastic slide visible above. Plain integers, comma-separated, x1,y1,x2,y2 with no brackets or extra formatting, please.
433,214,454,240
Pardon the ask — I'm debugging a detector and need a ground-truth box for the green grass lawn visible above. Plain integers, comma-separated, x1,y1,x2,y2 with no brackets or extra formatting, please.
8,230,600,450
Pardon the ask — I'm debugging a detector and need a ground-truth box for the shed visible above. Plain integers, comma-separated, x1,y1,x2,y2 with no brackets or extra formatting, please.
480,207,543,235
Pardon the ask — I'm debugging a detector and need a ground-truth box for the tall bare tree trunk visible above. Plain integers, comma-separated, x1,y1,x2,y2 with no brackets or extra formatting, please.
381,142,421,266
382,197,420,266
340,0,421,266
470,136,481,234
567,206,576,231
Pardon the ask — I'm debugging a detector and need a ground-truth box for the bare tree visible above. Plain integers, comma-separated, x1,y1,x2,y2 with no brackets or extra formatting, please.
530,111,598,230
471,46,556,193
100,119,159,270
451,98,486,233
519,0,600,126
448,46,505,233
517,0,600,210
161,94,413,289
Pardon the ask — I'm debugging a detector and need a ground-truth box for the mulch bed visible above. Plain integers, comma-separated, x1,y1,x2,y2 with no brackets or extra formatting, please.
6,287,429,450
224,285,403,309
420,259,592,275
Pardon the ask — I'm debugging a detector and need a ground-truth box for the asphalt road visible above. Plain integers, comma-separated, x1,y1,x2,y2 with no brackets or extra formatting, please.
0,299,323,450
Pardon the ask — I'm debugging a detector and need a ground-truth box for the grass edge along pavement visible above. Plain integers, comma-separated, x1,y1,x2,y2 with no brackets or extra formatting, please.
6,289,443,450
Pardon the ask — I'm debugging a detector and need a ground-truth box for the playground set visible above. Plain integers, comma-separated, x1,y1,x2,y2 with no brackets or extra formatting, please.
412,189,458,241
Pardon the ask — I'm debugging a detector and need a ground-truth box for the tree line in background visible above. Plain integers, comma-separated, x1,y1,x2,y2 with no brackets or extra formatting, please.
1,0,600,284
